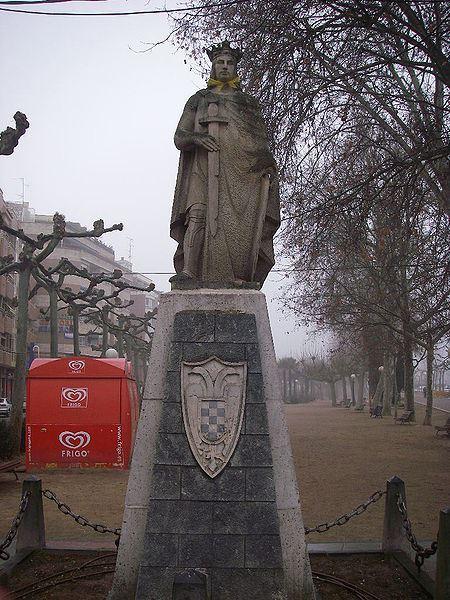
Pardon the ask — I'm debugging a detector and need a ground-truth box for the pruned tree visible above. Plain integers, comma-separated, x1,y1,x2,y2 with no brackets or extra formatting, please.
85,304,156,393
0,213,123,455
33,256,154,360
0,112,29,155
278,357,301,402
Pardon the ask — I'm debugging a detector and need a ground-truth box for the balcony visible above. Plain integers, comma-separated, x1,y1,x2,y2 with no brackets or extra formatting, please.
0,349,15,368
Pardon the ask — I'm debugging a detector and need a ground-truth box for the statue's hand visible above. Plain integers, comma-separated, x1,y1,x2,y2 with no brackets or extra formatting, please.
193,133,219,152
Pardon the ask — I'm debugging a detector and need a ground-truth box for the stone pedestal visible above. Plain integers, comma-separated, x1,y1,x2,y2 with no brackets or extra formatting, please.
109,289,315,600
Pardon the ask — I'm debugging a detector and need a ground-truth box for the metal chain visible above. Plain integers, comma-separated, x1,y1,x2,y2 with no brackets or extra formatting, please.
396,495,438,571
305,489,386,535
0,491,31,560
42,489,121,538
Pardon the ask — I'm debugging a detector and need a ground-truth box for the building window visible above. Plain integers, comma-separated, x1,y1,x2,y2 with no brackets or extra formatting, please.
0,295,15,318
0,332,13,352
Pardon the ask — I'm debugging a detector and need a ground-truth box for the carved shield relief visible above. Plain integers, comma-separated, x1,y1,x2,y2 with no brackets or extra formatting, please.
181,356,247,478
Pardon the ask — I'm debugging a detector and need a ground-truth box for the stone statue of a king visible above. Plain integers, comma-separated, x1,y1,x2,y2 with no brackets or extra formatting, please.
170,41,280,286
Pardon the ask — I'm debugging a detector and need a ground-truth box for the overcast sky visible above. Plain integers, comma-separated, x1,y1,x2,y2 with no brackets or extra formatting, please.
0,0,324,358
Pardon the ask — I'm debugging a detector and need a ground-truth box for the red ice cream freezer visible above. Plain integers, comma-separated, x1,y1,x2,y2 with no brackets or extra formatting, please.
26,357,139,469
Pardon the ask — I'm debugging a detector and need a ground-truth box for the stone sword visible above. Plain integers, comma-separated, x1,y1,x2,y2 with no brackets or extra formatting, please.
200,99,228,237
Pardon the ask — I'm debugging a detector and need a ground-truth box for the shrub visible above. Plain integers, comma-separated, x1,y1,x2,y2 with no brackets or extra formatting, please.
0,420,15,460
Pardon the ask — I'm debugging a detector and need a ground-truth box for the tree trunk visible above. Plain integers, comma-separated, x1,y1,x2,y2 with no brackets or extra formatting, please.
101,308,109,357
329,380,337,407
116,330,124,358
383,355,393,416
350,376,356,406
142,354,149,389
368,354,380,398
356,372,365,409
49,286,58,358
372,371,384,410
9,265,31,455
72,308,80,356
393,362,399,419
395,352,404,397
423,338,434,426
305,377,311,402
403,333,415,413
341,377,348,402
134,349,142,390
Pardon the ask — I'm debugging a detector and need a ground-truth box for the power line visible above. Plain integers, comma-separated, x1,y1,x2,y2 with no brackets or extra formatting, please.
118,263,447,276
0,0,112,4
0,0,249,16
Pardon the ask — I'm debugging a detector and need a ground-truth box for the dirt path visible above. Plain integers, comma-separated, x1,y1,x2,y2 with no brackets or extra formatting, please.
1,401,448,546
6,551,429,599
0,470,128,545
287,400,449,542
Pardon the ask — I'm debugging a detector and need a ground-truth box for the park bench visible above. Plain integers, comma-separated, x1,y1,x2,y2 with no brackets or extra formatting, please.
339,399,352,408
395,410,414,424
370,405,383,418
435,416,450,437
0,458,25,481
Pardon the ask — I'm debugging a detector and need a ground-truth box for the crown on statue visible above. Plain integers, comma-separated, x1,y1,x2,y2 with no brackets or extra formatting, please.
206,40,242,63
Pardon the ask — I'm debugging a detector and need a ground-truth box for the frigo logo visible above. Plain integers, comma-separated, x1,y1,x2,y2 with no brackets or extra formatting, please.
61,387,88,408
58,430,91,458
68,360,85,373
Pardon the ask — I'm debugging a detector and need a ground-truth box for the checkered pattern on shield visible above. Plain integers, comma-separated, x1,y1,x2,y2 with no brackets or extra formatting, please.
200,400,226,442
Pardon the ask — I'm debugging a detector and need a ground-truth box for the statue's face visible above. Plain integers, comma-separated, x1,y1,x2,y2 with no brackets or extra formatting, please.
213,53,237,82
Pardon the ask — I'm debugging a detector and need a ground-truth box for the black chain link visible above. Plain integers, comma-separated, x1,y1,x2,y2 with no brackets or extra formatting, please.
396,495,438,571
42,489,121,538
305,489,386,535
0,491,31,560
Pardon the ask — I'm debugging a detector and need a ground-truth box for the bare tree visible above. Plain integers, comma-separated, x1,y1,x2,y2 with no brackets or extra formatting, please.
165,0,449,424
168,0,450,217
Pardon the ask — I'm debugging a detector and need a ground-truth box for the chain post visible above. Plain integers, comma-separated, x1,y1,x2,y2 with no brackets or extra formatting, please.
396,494,438,571
435,507,450,600
16,476,46,553
0,492,30,561
382,475,406,552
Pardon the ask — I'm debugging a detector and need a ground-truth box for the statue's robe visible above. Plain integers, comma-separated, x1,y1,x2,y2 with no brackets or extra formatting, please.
170,88,280,285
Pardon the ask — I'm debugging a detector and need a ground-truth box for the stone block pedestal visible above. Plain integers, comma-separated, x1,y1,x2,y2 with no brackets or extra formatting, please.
109,289,315,599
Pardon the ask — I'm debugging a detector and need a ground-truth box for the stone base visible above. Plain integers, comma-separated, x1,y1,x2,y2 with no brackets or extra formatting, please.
171,279,261,291
138,567,286,599
109,289,315,600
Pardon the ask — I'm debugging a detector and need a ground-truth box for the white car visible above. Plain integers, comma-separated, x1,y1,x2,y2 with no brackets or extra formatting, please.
0,398,11,418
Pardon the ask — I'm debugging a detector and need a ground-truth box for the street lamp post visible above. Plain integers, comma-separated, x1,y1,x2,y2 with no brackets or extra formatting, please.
377,365,384,413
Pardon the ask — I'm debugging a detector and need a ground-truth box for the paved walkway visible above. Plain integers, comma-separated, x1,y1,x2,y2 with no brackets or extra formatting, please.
414,392,450,413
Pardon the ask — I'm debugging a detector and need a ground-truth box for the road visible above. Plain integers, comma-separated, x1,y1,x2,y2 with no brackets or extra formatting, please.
414,391,450,413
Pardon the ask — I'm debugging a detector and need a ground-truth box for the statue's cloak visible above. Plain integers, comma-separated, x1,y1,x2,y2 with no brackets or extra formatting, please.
170,88,280,285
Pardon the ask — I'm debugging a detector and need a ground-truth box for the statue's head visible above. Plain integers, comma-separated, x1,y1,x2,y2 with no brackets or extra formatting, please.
207,40,242,82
